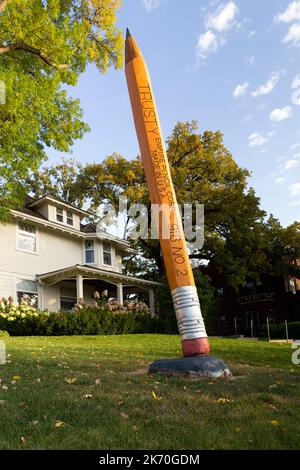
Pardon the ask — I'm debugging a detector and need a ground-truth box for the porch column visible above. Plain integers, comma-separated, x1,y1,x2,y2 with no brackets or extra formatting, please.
149,288,155,316
76,274,84,303
117,283,124,305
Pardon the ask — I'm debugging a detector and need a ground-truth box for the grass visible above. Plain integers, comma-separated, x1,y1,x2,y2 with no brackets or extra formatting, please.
0,334,299,450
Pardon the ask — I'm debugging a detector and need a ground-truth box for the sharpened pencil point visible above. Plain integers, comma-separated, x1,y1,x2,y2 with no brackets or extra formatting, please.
126,28,131,39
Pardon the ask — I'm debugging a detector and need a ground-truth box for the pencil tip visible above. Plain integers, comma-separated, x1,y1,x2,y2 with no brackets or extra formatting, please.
126,28,131,39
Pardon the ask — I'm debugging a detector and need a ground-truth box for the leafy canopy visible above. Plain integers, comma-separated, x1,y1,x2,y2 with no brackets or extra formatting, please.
0,0,123,221
27,121,300,287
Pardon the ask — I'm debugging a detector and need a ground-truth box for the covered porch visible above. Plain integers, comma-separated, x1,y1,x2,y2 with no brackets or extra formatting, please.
36,264,160,315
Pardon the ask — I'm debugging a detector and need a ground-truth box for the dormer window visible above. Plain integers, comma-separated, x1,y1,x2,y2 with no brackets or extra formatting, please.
103,242,112,266
56,207,63,223
85,240,95,264
66,211,73,226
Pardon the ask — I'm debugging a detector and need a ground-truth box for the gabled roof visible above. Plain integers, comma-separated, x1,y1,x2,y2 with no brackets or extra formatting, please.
80,223,96,233
37,264,161,288
27,195,90,217
15,207,48,221
11,195,135,252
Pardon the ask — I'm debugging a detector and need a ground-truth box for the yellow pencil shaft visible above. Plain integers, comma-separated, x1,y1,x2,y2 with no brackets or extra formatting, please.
125,32,209,354
125,41,194,291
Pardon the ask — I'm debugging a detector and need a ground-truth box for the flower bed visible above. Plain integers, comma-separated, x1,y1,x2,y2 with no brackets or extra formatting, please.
0,295,162,336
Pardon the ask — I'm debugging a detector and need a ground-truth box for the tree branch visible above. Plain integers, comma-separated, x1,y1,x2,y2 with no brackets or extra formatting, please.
173,145,201,166
0,42,69,69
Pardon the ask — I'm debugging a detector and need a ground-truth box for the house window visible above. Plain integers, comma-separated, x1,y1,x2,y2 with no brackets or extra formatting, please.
16,279,38,307
17,223,37,253
60,297,77,311
85,240,95,264
60,283,77,311
217,287,224,297
56,207,63,223
103,242,112,266
66,211,73,226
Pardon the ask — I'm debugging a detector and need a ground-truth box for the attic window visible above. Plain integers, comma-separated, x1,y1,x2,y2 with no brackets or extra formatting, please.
67,211,73,226
56,207,63,223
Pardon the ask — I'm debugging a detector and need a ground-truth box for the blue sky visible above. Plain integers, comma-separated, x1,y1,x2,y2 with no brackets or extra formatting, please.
47,0,300,227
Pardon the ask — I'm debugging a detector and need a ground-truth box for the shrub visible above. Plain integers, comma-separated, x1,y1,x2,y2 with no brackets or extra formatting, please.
0,301,162,336
258,321,300,340
0,330,9,337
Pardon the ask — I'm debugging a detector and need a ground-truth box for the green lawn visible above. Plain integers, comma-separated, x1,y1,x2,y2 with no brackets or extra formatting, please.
0,335,299,450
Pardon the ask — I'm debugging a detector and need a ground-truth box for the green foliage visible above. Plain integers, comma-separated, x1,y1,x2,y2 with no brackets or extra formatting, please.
26,157,85,206
0,0,123,220
258,322,300,340
0,306,162,336
0,329,9,337
26,120,300,288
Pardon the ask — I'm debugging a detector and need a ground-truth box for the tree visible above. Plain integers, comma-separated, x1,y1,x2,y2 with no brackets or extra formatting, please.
27,121,300,287
0,0,123,221
77,121,268,285
26,157,84,206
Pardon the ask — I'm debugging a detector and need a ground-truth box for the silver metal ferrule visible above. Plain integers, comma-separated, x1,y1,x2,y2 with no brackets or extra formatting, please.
171,285,207,341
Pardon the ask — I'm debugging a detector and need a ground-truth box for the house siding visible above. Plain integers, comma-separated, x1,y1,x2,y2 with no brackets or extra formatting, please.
0,271,15,299
0,221,83,277
0,219,127,309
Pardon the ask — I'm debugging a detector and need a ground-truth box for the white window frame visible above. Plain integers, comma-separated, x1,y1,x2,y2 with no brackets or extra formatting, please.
15,222,39,255
66,211,74,226
16,279,38,307
85,240,95,265
56,207,64,223
103,242,112,266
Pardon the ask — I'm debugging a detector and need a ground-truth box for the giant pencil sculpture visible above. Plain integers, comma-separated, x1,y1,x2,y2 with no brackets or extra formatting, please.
125,30,210,357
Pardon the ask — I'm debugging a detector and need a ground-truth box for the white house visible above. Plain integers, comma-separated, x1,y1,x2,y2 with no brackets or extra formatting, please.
0,195,159,313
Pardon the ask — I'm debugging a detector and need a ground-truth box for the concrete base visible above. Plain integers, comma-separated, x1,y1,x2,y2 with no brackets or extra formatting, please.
149,355,231,379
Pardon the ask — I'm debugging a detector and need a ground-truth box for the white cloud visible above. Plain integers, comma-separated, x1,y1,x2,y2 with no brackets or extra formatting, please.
289,182,300,195
291,143,300,150
246,55,256,66
275,2,300,23
269,106,293,122
252,71,280,97
294,152,300,158
292,73,300,88
233,81,249,98
249,132,268,147
196,1,241,65
283,159,299,170
205,1,239,32
249,30,256,39
283,23,300,46
292,88,300,105
196,31,219,61
274,176,287,184
143,0,161,12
